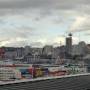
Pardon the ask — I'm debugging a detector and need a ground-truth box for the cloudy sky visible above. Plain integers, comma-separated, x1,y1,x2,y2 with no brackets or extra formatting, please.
0,0,90,47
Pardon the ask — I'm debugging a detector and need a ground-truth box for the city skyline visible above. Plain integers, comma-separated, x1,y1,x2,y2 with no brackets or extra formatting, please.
0,0,90,47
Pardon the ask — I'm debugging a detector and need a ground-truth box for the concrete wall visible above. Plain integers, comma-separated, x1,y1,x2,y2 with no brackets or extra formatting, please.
0,75,90,90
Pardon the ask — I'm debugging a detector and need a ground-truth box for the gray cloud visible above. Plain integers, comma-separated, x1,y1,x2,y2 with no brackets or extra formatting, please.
30,42,43,47
0,0,89,9
0,27,35,39
0,0,90,47
0,0,89,15
68,15,90,33
5,41,28,47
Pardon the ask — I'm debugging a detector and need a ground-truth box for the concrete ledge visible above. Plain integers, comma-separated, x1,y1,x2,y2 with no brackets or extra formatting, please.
0,73,90,85
0,73,90,90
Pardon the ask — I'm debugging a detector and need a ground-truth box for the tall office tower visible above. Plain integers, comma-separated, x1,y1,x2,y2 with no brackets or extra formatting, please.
66,33,72,58
42,45,54,56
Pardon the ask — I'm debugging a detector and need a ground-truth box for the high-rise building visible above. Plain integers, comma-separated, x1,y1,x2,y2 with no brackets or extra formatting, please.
65,33,72,58
42,45,54,55
24,46,31,55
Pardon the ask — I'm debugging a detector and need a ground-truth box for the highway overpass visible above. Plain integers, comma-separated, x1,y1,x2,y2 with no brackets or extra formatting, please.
0,74,90,90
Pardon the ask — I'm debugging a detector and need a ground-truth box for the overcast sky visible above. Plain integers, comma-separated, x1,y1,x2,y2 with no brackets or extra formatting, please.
0,0,90,47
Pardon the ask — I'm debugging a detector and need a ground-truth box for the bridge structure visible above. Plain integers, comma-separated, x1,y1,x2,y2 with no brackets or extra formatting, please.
0,73,90,90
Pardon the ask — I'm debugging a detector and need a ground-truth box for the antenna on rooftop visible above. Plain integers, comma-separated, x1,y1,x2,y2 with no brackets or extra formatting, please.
60,41,62,47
